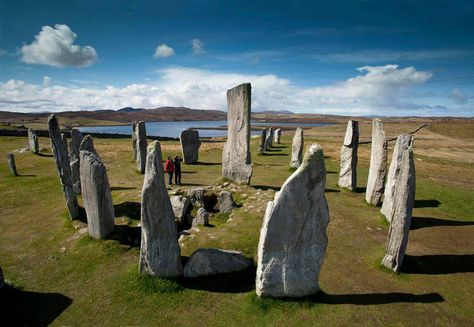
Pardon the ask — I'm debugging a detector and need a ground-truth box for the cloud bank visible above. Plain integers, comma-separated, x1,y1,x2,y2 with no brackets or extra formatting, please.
20,24,98,67
153,44,175,58
0,65,470,116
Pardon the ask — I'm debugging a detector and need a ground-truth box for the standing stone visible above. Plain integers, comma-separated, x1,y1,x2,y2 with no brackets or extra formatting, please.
274,128,281,144
381,134,415,222
338,120,359,190
61,133,70,159
366,119,388,206
258,129,267,154
27,128,39,154
219,190,236,213
139,141,182,277
132,121,138,161
193,207,209,227
381,145,416,272
7,153,18,176
136,121,147,174
256,144,330,298
265,127,273,150
289,127,304,169
69,129,83,194
80,148,115,239
170,195,192,229
79,135,96,153
48,114,79,219
222,83,253,184
180,129,201,164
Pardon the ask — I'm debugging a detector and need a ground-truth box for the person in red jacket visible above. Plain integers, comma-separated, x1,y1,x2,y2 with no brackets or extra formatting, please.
164,156,174,186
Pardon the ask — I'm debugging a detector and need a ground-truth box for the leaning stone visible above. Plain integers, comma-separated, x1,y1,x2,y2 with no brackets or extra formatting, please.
256,144,330,298
381,134,415,222
219,190,236,213
27,128,39,154
265,127,273,150
180,129,201,164
381,145,416,272
7,153,18,176
132,121,138,161
69,129,83,194
136,121,147,174
366,119,388,206
222,83,253,184
338,120,359,190
289,127,304,169
258,129,267,154
183,248,253,278
274,128,281,144
193,208,209,227
170,195,192,229
48,114,79,219
139,141,182,277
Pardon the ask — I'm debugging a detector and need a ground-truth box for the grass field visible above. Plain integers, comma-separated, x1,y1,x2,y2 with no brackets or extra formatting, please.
0,122,473,326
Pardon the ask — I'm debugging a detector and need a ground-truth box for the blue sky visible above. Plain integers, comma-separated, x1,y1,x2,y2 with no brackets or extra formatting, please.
0,0,473,116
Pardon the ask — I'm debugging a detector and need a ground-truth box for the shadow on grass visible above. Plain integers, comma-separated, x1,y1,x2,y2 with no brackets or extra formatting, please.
107,224,141,248
402,254,474,274
110,186,136,191
196,161,221,166
326,171,337,174
253,185,280,191
260,153,287,156
181,171,197,174
37,153,54,158
18,174,36,177
414,199,441,208
72,207,88,224
354,187,366,193
0,285,72,327
410,216,474,230
114,201,141,220
325,188,340,193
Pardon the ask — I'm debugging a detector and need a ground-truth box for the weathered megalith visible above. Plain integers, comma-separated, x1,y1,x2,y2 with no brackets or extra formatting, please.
222,83,252,184
187,187,206,207
219,190,236,213
80,148,115,239
170,195,192,228
136,121,147,174
366,119,388,206
274,128,281,144
139,141,182,277
381,134,415,222
256,144,330,298
183,249,253,278
7,153,18,176
258,129,267,154
61,133,70,158
193,207,209,227
338,120,359,190
69,129,83,194
132,121,138,161
289,127,304,169
27,128,39,154
265,127,273,150
180,129,201,164
381,144,416,272
48,114,79,219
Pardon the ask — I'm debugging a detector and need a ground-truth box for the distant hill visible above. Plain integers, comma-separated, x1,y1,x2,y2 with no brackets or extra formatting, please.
254,110,294,115
116,107,145,112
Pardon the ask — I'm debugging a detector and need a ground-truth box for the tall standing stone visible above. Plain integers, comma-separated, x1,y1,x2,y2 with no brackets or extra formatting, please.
338,120,359,190
139,141,182,277
381,134,415,222
222,83,252,184
48,114,79,219
136,121,147,174
80,146,115,239
274,128,281,144
132,121,138,161
366,119,388,206
69,129,83,194
61,133,70,158
256,144,330,298
265,127,273,150
7,153,18,176
258,129,267,154
381,145,416,272
27,128,39,154
180,129,201,164
289,127,304,169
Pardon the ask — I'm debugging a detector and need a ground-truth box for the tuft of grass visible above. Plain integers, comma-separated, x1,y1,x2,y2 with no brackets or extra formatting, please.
118,265,184,294
212,212,231,225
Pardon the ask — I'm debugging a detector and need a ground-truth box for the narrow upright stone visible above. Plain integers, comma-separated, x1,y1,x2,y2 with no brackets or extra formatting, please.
48,114,79,219
338,120,359,190
366,119,388,206
256,144,330,298
139,141,182,277
180,129,201,164
265,127,273,150
219,190,236,213
381,145,416,272
274,128,281,144
80,148,115,239
136,121,147,174
7,153,18,176
381,134,415,222
258,129,267,154
27,128,39,154
289,127,304,169
61,133,69,158
222,83,252,184
69,129,83,194
132,121,138,161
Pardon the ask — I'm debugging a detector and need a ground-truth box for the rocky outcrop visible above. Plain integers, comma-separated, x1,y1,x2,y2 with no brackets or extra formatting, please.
139,141,182,277
136,121,147,174
289,127,304,169
338,120,359,190
183,249,253,278
256,144,330,298
219,190,236,213
180,129,201,164
366,119,387,206
187,188,206,207
7,153,18,176
222,83,253,184
27,128,39,154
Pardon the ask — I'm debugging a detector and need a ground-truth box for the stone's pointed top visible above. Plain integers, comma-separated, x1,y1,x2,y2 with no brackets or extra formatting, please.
47,114,59,129
79,135,95,152
343,120,358,146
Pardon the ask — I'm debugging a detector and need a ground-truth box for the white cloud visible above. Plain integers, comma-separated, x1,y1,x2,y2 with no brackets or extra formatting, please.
191,39,205,54
1,64,468,116
153,44,175,58
43,76,52,87
20,24,98,67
